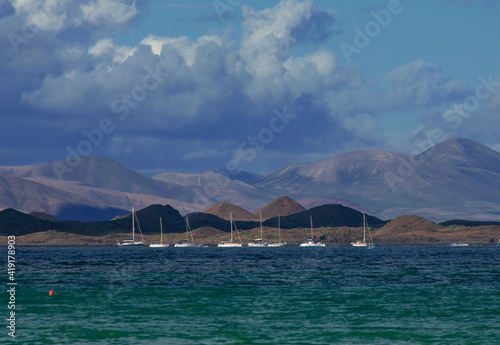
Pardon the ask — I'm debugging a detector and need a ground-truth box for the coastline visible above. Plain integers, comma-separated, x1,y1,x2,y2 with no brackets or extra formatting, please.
3,222,500,247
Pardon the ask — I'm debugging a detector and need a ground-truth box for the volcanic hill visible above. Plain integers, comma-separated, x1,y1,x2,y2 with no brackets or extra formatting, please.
254,196,306,219
204,202,258,221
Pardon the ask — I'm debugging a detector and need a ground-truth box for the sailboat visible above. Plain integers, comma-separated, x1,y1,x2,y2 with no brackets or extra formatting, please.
450,242,469,247
149,217,168,248
217,213,243,247
174,216,197,247
268,215,287,247
300,216,325,247
118,208,145,246
248,212,268,247
351,214,375,248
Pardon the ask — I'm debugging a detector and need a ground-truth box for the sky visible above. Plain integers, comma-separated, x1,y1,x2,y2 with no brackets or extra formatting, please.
1,0,500,176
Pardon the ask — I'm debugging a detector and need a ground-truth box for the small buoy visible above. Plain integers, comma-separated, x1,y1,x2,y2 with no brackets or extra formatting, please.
49,290,54,296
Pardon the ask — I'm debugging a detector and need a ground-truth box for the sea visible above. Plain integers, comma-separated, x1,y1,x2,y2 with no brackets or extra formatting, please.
4,245,500,344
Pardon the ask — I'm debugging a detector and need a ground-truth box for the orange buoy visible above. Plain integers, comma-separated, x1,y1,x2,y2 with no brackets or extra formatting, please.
49,290,54,296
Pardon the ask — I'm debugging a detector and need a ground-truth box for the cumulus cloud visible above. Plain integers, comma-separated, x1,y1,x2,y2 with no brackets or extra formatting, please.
10,0,137,32
385,60,469,108
20,0,340,129
81,0,137,25
1,0,493,172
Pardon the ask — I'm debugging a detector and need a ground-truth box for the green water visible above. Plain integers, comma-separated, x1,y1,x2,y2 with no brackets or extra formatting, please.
4,246,500,344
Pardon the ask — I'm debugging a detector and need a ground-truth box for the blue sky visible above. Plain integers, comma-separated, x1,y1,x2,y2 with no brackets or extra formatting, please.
1,0,500,176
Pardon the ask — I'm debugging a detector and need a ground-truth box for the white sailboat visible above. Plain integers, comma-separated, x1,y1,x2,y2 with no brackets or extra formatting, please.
175,216,197,247
217,213,243,247
351,214,375,248
248,212,268,247
268,215,287,247
118,208,145,246
150,217,168,248
300,216,325,247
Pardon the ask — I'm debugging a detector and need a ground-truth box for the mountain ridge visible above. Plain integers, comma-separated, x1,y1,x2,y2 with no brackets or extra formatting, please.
0,137,499,221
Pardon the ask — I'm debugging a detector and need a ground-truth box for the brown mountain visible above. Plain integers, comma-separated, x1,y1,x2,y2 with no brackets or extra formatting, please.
254,196,306,219
255,137,500,221
204,202,258,221
0,156,202,220
373,215,500,245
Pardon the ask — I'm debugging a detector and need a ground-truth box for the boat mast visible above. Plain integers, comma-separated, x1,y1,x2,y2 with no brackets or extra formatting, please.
363,214,366,243
186,216,195,243
310,216,313,239
230,212,233,243
132,208,135,242
260,212,263,240
278,215,281,244
160,217,163,243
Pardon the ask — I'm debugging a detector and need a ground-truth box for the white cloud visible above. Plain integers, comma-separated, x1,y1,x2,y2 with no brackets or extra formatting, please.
10,0,137,33
81,0,137,25
12,0,69,32
8,0,493,172
385,60,469,108
89,38,135,63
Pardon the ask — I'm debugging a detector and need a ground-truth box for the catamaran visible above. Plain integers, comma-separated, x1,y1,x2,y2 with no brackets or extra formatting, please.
300,216,325,247
174,216,197,247
118,207,145,246
217,213,243,247
268,215,287,247
150,217,168,248
248,212,268,247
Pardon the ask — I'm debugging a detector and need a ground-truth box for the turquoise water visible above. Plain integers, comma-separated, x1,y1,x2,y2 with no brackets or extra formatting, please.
4,246,500,344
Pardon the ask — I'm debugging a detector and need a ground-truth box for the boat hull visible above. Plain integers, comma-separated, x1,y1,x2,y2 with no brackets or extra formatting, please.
248,243,268,247
149,243,168,248
118,241,145,246
174,243,197,248
217,242,243,247
300,242,325,247
268,243,287,247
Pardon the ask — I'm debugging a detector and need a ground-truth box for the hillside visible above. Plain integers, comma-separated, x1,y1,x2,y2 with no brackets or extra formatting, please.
263,204,387,229
0,173,124,221
254,196,306,219
152,170,275,212
204,202,258,221
29,212,60,222
374,215,500,245
0,208,55,236
0,156,202,220
255,137,500,221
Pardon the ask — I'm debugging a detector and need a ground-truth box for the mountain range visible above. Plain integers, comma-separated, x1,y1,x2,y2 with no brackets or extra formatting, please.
0,137,499,222
0,200,387,237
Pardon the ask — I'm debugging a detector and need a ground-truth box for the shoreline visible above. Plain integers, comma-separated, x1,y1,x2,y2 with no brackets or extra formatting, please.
2,222,499,247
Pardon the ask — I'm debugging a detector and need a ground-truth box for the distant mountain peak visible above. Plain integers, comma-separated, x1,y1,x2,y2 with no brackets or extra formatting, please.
426,136,500,169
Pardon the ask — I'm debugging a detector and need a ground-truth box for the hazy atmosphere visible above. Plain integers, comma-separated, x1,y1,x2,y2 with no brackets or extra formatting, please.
2,0,500,175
